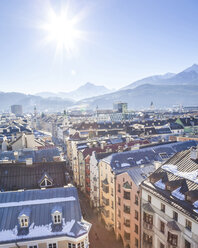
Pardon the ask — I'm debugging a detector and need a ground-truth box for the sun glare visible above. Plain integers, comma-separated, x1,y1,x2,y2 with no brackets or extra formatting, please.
41,5,86,57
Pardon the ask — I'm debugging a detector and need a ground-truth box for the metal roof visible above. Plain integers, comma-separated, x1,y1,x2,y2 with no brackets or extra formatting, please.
0,186,91,244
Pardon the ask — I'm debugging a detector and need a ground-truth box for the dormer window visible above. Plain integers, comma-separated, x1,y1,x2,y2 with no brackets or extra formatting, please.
40,178,52,187
39,173,53,188
19,215,29,228
51,207,62,224
53,212,62,224
18,208,30,228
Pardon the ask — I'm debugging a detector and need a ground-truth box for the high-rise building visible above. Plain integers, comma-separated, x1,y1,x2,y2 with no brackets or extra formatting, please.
11,104,23,115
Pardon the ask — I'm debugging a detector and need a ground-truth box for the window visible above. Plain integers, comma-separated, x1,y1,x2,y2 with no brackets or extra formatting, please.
185,239,191,248
77,242,84,248
111,212,114,221
124,231,130,240
143,233,152,244
135,224,138,234
135,195,138,205
40,178,52,187
48,244,57,248
173,211,178,221
118,221,121,230
186,219,192,231
52,211,62,224
160,221,165,234
19,216,29,228
135,210,138,220
135,238,138,248
118,184,121,193
124,204,130,214
124,191,130,200
118,209,121,217
143,212,153,224
111,188,113,196
29,246,37,248
160,243,165,248
118,197,121,206
111,201,114,209
124,218,130,227
68,244,75,248
161,203,165,213
167,232,178,246
148,195,151,203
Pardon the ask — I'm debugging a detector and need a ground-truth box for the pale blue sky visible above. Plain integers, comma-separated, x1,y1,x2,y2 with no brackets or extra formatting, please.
0,0,198,94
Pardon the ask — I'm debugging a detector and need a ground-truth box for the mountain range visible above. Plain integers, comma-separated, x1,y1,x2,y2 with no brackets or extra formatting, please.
75,64,198,109
36,82,113,101
1,64,198,112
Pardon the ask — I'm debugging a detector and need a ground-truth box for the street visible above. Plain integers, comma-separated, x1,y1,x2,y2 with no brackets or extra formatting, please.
78,191,124,248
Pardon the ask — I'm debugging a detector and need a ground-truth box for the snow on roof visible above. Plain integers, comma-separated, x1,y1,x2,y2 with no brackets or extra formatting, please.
0,219,79,243
154,179,166,190
121,163,130,168
0,197,76,208
162,164,198,184
193,200,198,208
171,187,185,200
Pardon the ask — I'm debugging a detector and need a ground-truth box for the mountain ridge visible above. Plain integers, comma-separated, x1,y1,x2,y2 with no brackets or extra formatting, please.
36,82,112,101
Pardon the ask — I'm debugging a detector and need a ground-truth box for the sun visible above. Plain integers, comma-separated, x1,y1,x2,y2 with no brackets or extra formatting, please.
40,5,86,57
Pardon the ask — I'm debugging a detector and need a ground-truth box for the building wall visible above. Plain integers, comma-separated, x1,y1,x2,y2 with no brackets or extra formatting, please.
116,172,140,248
90,152,99,208
99,160,116,230
2,234,89,248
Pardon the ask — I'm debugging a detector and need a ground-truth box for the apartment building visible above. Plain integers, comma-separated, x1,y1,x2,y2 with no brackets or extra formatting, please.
141,147,198,248
99,141,196,232
116,166,154,248
0,186,91,248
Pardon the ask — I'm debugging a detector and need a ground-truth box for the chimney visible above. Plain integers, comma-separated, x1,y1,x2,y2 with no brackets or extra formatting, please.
126,135,130,144
26,158,33,166
87,142,92,148
190,147,198,160
100,141,106,150
14,151,19,161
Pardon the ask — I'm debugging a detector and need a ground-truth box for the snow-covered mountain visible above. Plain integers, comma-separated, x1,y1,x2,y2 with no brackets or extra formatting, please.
122,64,198,90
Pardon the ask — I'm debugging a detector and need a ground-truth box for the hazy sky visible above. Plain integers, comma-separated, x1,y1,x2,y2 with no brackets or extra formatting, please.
0,0,198,94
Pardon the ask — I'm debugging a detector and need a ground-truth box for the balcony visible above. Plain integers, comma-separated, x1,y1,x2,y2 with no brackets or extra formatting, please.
102,178,109,193
102,185,109,194
102,209,109,218
143,222,153,230
143,242,152,248
102,197,109,206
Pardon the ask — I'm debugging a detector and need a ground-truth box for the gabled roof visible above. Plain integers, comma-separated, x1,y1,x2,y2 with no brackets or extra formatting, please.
142,147,198,222
0,161,70,191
